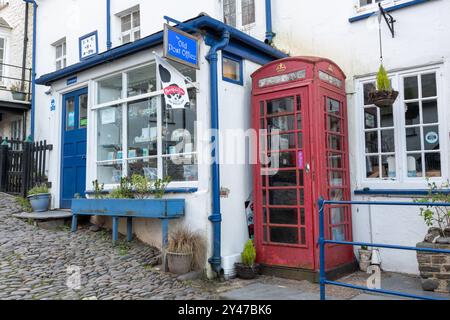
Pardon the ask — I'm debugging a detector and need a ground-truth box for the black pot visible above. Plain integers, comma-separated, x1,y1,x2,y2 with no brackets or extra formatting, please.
235,263,260,280
368,90,399,108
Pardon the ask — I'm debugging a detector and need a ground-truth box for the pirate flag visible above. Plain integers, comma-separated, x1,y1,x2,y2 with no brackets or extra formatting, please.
154,53,190,109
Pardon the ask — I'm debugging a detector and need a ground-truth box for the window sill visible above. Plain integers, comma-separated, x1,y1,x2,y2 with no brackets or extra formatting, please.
85,187,198,196
354,188,450,196
349,0,431,23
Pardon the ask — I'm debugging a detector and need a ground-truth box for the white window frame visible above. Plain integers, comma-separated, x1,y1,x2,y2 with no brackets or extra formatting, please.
92,62,198,190
0,36,6,84
356,0,417,13
54,40,67,71
223,0,256,30
119,9,140,44
355,65,447,189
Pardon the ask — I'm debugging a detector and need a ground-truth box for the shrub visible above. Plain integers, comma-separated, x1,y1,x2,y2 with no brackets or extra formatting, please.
415,180,450,232
376,65,392,92
151,176,172,199
16,196,32,213
109,178,133,199
92,180,105,199
28,184,49,196
131,174,150,199
241,240,256,267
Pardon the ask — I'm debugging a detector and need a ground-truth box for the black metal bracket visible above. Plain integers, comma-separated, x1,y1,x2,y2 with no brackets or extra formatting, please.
379,3,396,38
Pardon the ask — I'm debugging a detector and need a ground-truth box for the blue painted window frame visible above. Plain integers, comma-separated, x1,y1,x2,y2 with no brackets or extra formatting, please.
349,0,431,23
222,51,244,86
79,31,99,61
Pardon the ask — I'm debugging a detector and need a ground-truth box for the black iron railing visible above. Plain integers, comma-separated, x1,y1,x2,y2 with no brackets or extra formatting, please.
0,62,32,102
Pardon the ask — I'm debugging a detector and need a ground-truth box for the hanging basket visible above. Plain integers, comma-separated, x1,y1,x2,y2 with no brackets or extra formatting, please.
368,90,399,108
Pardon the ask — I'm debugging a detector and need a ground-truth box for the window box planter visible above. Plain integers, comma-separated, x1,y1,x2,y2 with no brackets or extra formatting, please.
12,91,27,101
27,193,51,212
368,90,399,108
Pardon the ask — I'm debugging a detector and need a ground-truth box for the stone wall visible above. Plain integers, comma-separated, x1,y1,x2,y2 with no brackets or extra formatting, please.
416,242,450,293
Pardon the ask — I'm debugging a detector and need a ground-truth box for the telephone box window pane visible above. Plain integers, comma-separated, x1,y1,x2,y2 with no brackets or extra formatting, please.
421,73,437,98
363,82,376,105
330,189,343,201
407,154,422,177
65,97,75,131
270,227,299,244
406,127,421,151
327,98,340,116
364,108,378,129
269,208,298,225
267,97,295,115
365,131,378,153
381,129,395,153
329,153,343,169
297,132,303,149
332,226,346,241
422,100,438,124
278,151,296,168
331,207,345,225
425,153,441,177
267,115,295,131
260,102,265,117
366,156,379,178
423,126,439,151
268,170,297,187
274,133,296,150
300,228,306,245
300,208,305,225
329,135,342,151
405,102,420,125
329,171,343,187
128,158,157,179
380,106,394,127
269,189,297,205
404,76,419,100
297,113,302,130
328,116,341,133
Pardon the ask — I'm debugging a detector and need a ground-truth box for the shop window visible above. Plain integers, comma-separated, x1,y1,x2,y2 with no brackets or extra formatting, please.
358,67,444,184
222,53,243,85
94,62,197,185
223,0,255,29
120,9,140,44
54,39,67,71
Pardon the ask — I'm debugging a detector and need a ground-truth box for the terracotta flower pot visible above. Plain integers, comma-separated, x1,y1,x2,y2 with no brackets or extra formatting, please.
368,90,399,108
167,252,193,275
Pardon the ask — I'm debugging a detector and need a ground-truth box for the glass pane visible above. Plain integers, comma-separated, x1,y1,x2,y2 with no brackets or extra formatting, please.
163,155,198,182
134,30,141,41
268,189,297,205
223,0,236,27
327,116,341,133
128,98,158,158
97,162,123,185
407,153,422,177
297,113,302,130
277,151,296,168
127,64,157,97
331,207,345,225
364,107,378,129
98,74,122,104
328,153,343,169
170,60,197,82
79,94,88,128
366,156,379,178
56,44,62,59
128,158,157,180
332,226,346,241
406,127,421,151
421,73,437,98
328,135,342,151
382,155,396,178
381,129,395,153
270,227,299,244
327,98,340,116
267,115,295,132
404,76,419,100
423,126,440,151
122,34,131,44
300,228,306,245
97,106,122,161
267,97,295,115
365,131,378,153
65,97,75,131
363,82,376,105
276,133,296,150
297,132,303,149
425,153,441,177
223,57,241,82
329,171,343,187
269,208,298,225
380,106,394,127
422,100,438,124
132,11,140,28
56,60,62,70
268,170,297,187
121,14,131,32
330,189,343,201
242,0,255,26
405,102,420,126
300,208,305,225
162,89,197,155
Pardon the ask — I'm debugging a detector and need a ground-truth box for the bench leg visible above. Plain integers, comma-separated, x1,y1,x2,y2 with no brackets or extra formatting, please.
71,214,78,232
112,217,119,244
127,217,133,242
162,219,169,272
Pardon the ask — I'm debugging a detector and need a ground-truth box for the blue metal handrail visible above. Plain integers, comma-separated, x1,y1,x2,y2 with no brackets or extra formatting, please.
318,197,450,301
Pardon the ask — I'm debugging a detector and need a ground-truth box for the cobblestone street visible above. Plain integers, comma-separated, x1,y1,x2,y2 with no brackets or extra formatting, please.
0,193,214,300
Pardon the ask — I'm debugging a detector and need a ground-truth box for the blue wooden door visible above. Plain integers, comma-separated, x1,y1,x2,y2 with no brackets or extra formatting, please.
61,88,88,209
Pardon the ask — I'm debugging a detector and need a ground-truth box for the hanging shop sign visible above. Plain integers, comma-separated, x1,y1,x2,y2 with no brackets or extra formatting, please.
163,24,200,69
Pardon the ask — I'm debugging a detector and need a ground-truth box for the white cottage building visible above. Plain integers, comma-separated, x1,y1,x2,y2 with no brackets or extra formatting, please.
30,0,450,279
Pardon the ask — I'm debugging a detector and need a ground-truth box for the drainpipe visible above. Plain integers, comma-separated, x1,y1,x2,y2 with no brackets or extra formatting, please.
106,0,112,50
265,0,275,44
206,31,230,275
23,0,37,140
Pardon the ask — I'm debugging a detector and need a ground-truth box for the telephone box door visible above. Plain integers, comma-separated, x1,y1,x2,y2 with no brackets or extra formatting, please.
254,87,315,269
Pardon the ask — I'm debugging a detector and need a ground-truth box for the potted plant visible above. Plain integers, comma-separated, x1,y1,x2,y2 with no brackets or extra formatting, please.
235,240,260,279
27,184,51,212
415,181,450,293
166,227,206,275
358,245,372,272
9,82,26,101
368,65,399,108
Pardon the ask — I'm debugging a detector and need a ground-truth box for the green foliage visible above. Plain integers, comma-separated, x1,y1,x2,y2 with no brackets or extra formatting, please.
131,174,150,199
414,180,450,231
27,184,49,196
109,177,133,199
151,176,172,199
376,65,392,92
16,196,32,213
106,175,172,199
92,180,105,199
241,240,256,267
361,245,369,251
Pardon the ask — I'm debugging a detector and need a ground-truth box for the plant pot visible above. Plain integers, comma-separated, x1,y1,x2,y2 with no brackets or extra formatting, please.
417,241,450,293
235,263,260,280
12,91,26,101
167,252,193,275
27,193,51,212
368,90,399,108
358,249,372,272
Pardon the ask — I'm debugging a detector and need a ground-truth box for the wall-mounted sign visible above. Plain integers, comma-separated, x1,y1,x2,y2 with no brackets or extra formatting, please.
258,70,306,88
67,76,77,86
319,70,342,88
50,98,56,112
163,24,200,69
79,31,98,60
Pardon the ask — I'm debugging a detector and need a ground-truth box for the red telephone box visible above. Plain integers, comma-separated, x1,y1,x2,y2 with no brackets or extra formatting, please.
251,57,354,278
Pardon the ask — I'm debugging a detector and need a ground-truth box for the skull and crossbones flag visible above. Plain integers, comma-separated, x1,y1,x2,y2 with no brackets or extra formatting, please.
154,53,190,109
